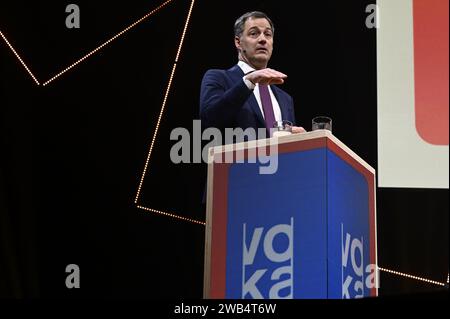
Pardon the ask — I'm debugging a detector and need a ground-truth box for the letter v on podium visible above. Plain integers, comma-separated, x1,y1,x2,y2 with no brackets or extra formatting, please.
242,218,294,299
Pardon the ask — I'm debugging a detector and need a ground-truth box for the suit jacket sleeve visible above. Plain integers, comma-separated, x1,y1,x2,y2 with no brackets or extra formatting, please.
199,69,253,129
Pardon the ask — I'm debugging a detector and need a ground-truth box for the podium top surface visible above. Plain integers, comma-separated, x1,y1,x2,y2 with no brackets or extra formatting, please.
209,130,375,174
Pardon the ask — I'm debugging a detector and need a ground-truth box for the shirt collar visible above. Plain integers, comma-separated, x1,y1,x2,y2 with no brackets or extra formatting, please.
237,60,255,75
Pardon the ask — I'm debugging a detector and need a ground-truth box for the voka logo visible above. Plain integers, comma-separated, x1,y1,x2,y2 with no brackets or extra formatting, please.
341,223,378,298
242,218,294,299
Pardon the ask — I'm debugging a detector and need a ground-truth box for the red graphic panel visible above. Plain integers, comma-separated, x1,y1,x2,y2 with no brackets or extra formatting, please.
413,0,449,145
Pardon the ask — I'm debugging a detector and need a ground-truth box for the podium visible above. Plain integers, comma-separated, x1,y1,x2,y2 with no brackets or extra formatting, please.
203,130,378,299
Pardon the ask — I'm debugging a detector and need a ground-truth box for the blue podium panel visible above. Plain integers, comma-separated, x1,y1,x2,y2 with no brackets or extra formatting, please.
327,150,374,299
226,149,328,299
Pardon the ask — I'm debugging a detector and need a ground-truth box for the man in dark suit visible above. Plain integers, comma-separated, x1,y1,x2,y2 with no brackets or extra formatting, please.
200,11,305,143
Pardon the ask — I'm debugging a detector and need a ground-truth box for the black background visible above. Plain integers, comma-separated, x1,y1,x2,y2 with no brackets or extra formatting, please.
0,0,448,298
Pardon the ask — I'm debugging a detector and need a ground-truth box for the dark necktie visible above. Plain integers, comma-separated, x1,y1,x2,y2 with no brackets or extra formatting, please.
259,84,276,135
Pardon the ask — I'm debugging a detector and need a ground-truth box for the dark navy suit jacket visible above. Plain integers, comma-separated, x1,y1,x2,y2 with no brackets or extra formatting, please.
199,64,296,140
199,64,296,204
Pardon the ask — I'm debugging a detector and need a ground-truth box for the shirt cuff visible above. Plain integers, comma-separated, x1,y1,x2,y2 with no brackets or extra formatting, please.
242,76,256,90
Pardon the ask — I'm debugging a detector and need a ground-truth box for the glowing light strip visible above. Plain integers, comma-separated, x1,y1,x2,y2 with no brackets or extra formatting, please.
134,63,178,204
42,0,174,86
0,30,40,85
137,205,205,225
174,0,195,62
135,0,196,204
378,267,446,287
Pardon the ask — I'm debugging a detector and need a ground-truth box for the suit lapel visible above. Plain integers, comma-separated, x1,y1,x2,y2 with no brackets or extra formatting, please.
271,85,289,121
249,93,265,127
228,65,265,127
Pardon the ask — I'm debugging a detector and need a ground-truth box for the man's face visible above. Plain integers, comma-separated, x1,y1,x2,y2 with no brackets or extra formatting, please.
235,17,274,69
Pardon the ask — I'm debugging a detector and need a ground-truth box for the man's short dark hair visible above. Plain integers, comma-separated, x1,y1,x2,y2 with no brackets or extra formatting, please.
234,11,275,37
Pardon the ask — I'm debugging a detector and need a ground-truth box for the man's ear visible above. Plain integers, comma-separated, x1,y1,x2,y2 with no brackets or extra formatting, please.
234,36,241,51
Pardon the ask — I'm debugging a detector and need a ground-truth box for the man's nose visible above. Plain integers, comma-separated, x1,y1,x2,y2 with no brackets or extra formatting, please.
258,34,267,43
